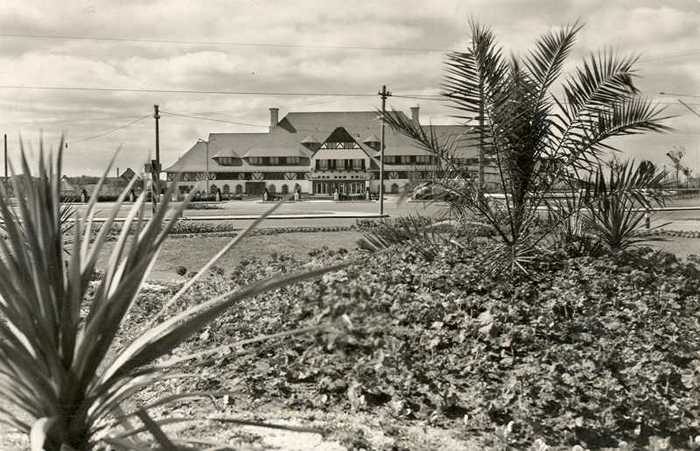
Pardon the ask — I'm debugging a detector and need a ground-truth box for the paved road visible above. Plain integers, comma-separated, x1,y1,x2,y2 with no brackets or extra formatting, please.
76,197,449,228
72,195,700,230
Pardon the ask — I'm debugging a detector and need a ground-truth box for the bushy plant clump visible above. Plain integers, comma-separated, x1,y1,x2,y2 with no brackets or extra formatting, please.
129,243,700,449
100,221,356,239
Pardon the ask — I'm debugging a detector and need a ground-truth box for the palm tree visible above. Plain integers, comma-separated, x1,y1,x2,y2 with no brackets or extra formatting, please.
382,20,670,270
666,145,686,187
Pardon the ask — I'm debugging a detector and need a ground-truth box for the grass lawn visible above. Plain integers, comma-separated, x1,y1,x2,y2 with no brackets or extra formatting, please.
97,230,363,282
653,236,700,259
95,222,700,283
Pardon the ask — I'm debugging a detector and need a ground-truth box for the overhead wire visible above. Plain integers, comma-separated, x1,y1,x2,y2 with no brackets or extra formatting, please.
0,32,447,53
0,84,380,97
2,31,700,63
159,110,267,128
70,114,151,143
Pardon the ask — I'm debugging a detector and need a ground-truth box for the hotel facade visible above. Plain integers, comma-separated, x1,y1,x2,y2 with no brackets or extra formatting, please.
165,107,493,197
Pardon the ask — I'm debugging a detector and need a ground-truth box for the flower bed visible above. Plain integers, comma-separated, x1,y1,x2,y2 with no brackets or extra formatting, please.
124,242,700,449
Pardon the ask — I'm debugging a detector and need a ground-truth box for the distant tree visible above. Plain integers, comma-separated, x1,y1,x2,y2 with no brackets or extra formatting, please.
666,145,686,187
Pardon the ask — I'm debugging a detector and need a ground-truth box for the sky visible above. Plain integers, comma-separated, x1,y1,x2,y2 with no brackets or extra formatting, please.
0,0,699,176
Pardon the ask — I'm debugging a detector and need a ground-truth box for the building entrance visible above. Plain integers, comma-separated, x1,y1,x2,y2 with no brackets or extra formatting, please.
245,181,265,195
312,181,366,196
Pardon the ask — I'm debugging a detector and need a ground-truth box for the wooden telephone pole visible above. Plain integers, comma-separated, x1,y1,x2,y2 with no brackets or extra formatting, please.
378,85,391,216
3,134,7,182
152,104,161,212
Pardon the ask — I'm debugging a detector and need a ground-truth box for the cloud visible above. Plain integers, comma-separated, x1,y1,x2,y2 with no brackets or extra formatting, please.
0,0,696,174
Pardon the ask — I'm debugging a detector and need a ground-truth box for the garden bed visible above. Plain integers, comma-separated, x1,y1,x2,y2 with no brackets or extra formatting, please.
111,240,700,450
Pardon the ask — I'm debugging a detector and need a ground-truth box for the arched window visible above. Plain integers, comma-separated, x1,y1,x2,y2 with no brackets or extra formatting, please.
222,184,230,194
390,183,399,194
235,184,243,194
210,184,218,194
268,184,276,194
281,184,289,194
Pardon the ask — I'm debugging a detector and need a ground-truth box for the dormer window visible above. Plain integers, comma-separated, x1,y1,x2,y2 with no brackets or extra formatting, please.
362,134,380,149
215,157,238,166
301,135,321,151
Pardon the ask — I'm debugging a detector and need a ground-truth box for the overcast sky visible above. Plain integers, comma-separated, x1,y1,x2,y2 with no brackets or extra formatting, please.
1,0,699,176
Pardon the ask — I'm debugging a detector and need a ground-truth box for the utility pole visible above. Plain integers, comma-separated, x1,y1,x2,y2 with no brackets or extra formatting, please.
153,104,161,212
205,139,210,196
3,134,7,183
378,85,391,216
154,104,161,175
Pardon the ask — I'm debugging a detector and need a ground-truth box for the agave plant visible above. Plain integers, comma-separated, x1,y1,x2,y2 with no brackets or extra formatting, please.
579,159,669,252
0,141,345,450
0,138,76,240
381,20,670,271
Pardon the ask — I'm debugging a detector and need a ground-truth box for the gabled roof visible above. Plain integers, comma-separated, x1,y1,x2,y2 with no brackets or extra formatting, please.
164,140,210,172
242,145,311,159
208,133,265,159
324,127,357,143
165,110,477,173
278,111,386,140
312,148,369,160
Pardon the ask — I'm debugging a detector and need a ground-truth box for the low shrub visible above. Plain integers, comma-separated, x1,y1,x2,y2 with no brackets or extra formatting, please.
186,202,224,210
131,243,700,449
175,265,188,276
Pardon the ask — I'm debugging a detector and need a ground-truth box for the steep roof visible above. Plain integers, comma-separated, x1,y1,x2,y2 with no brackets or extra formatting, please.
242,145,311,158
278,111,384,140
165,111,476,173
312,148,369,160
164,140,210,172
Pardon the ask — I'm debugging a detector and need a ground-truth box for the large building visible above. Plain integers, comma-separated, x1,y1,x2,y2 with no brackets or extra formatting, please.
165,107,491,198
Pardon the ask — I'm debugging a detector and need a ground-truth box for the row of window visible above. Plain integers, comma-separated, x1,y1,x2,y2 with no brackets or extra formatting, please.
215,156,306,166
179,183,303,195
311,181,406,195
246,156,305,165
315,159,365,171
383,155,435,165
214,155,443,166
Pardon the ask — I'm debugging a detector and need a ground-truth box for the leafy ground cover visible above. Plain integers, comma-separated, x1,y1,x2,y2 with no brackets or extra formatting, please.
102,238,700,450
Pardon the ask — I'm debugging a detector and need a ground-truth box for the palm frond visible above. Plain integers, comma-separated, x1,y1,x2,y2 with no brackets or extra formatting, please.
524,21,582,103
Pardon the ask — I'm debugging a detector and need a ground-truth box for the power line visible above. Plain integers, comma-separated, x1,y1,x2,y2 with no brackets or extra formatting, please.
0,84,695,103
0,84,377,97
393,94,444,101
659,92,700,99
70,114,151,143
160,110,267,128
18,113,150,127
0,32,446,53
2,31,700,62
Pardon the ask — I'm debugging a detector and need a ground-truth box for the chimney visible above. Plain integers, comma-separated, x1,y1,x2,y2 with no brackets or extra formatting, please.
410,106,420,124
269,107,279,130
